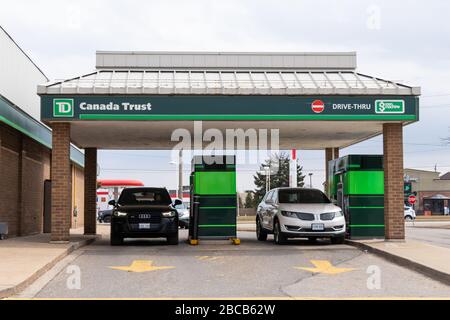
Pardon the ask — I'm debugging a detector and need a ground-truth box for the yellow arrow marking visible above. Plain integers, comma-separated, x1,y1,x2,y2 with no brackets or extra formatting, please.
295,260,356,275
109,260,175,273
196,256,223,262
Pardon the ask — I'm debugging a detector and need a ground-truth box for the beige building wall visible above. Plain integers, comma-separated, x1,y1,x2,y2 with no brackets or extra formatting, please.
71,164,85,229
404,169,450,213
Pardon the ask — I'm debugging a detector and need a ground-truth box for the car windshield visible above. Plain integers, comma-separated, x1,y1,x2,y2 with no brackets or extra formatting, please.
278,189,331,204
118,188,172,206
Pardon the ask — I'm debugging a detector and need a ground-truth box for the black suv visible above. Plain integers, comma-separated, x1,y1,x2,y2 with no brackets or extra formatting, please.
109,187,181,245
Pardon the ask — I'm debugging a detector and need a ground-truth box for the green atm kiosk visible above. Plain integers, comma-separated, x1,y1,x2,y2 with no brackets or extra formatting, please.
189,156,239,245
328,155,385,239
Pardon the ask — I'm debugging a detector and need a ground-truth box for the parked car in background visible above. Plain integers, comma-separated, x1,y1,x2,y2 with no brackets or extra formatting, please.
97,209,112,223
404,205,416,221
174,199,190,229
256,188,346,245
109,187,181,245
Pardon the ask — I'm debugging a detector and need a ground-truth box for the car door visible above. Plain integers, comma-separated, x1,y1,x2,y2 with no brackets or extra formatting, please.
266,190,279,230
256,192,267,225
260,191,273,229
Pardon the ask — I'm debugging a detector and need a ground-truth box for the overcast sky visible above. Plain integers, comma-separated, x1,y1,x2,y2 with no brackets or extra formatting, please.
1,0,450,192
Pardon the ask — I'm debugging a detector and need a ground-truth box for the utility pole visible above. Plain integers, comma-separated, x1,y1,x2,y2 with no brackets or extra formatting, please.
309,173,313,188
178,149,183,199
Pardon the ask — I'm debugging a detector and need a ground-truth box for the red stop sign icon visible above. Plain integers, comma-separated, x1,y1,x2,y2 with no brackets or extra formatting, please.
311,100,325,113
408,195,416,205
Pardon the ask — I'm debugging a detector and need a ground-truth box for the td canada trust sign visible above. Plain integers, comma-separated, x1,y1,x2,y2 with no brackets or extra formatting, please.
43,95,417,121
53,99,152,117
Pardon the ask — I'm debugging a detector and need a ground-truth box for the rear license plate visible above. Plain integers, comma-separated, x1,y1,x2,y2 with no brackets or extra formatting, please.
312,223,325,231
139,223,151,229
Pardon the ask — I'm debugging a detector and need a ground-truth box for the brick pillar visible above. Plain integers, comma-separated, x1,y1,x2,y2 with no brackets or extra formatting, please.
84,148,97,235
333,148,340,160
51,123,71,242
325,148,334,196
383,123,405,240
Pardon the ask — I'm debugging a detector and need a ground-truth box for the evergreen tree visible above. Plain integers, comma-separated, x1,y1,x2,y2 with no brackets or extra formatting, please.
244,192,254,208
253,152,305,204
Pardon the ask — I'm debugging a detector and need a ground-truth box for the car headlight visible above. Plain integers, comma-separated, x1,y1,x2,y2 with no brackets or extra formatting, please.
335,211,343,217
281,211,298,218
162,211,176,218
115,211,127,217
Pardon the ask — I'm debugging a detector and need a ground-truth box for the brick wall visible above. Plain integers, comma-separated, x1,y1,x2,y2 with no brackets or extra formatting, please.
21,137,47,235
0,124,20,236
0,124,52,237
383,123,405,240
0,122,85,239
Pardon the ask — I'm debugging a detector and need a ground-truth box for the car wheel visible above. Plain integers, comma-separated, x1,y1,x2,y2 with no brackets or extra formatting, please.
103,215,111,223
405,215,413,221
274,221,287,245
331,236,345,245
256,218,268,241
110,233,123,246
167,232,179,245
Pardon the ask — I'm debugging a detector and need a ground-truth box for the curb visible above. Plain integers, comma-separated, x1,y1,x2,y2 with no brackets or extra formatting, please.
0,236,98,299
346,240,450,287
237,226,255,232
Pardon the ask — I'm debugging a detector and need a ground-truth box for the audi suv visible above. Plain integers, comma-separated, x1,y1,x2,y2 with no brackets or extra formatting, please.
109,187,181,245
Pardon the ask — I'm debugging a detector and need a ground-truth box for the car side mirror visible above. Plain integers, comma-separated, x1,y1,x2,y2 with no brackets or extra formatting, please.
174,199,183,206
266,198,274,204
108,200,116,206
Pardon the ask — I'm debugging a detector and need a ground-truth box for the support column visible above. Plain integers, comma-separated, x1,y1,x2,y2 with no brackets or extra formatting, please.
325,148,334,195
51,123,71,242
333,148,340,160
383,123,405,240
84,148,97,235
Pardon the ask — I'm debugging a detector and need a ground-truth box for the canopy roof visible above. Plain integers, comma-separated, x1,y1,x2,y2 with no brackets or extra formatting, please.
38,51,420,96
38,70,419,96
37,52,421,150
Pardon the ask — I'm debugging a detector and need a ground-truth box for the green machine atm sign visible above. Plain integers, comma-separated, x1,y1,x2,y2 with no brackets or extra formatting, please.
41,95,418,121
375,100,405,114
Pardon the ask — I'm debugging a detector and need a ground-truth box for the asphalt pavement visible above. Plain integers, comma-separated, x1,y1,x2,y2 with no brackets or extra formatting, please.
16,227,450,299
406,222,450,249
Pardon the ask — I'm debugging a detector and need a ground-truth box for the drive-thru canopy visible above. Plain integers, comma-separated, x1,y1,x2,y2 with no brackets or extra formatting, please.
38,51,420,242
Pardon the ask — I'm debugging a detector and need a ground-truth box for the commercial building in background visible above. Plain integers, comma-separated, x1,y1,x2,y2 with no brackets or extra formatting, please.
0,26,85,237
404,168,450,215
96,179,144,212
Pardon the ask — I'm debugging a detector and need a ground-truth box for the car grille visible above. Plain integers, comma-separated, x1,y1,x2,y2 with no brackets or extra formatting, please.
296,213,315,221
320,212,336,221
128,213,162,224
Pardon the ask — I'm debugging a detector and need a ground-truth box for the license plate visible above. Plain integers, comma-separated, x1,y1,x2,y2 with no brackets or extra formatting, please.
312,223,325,231
139,223,151,229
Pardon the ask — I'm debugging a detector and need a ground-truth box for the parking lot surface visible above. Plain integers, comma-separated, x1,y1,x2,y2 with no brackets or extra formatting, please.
22,230,450,299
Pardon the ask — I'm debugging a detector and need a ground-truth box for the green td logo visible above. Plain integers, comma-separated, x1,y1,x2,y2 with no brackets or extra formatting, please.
375,100,405,114
53,99,74,117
